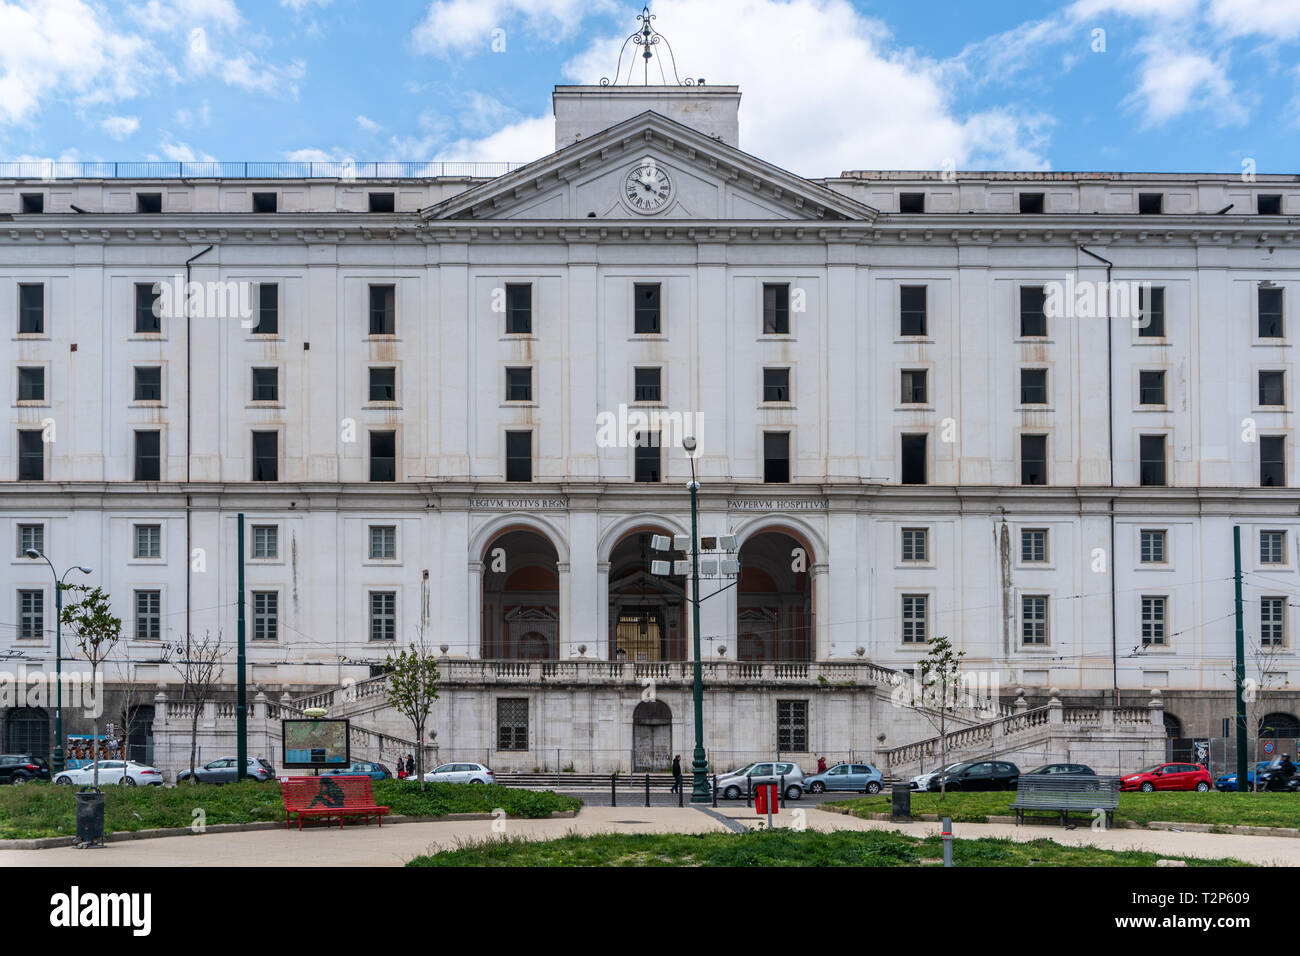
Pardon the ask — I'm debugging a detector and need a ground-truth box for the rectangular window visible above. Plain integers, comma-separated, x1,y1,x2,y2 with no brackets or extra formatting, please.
899,192,925,213
134,366,162,402
1140,529,1166,564
776,699,808,752
369,284,395,335
506,284,532,334
1138,193,1163,214
1258,194,1283,215
369,525,396,560
505,431,532,482
1138,286,1165,337
254,283,278,334
1260,287,1284,339
1020,434,1047,485
18,430,43,480
1019,286,1047,337
1018,193,1045,214
1139,370,1166,405
252,192,278,213
135,590,161,640
18,523,44,557
1261,435,1286,487
18,367,44,402
901,594,928,644
368,192,395,213
251,525,278,559
18,590,44,640
1022,595,1048,645
134,524,161,559
1261,530,1285,565
1019,368,1047,405
20,194,44,214
497,698,529,751
900,369,927,404
252,431,278,481
369,430,396,482
369,591,396,641
251,367,278,402
369,367,396,402
899,285,927,336
135,282,161,334
1139,435,1166,486
762,367,790,403
901,528,928,562
134,430,161,481
634,432,661,483
634,367,662,402
763,283,790,334
763,432,790,483
19,284,44,334
505,367,532,402
901,434,927,485
252,591,278,641
1021,529,1048,563
136,193,162,213
634,283,661,334
1141,596,1167,646
1260,370,1286,407
1261,597,1286,646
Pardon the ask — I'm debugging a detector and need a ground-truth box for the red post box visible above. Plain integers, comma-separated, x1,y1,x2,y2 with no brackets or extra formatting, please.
754,782,779,814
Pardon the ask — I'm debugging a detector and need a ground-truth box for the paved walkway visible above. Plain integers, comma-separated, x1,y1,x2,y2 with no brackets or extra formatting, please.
2,806,1296,866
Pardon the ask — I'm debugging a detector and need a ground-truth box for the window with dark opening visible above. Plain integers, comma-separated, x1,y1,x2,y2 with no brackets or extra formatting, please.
251,367,278,402
900,285,927,336
1139,435,1166,486
135,282,161,333
20,194,43,214
497,698,529,750
899,192,925,213
1259,287,1284,338
17,367,44,402
1138,286,1165,337
901,434,927,484
369,431,396,481
18,430,44,480
763,367,790,403
1261,435,1286,487
634,432,661,482
505,367,532,402
368,192,395,213
763,283,790,334
1020,368,1047,405
134,430,161,481
506,284,532,334
634,283,662,334
1020,434,1047,485
369,284,395,335
136,193,162,213
369,367,395,402
634,367,662,402
1259,370,1285,407
252,431,278,481
763,432,790,483
1020,286,1046,337
18,284,44,334
252,192,278,213
1139,370,1166,405
505,431,532,482
1258,195,1283,215
1018,193,1044,213
1138,193,1163,214
254,283,278,334
134,366,162,401
900,369,927,404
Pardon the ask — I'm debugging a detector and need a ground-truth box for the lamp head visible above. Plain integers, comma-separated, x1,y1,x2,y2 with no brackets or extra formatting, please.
24,548,40,559
77,566,93,574
682,435,697,453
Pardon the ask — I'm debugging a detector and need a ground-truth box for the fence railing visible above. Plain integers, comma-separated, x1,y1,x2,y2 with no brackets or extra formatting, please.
0,160,524,181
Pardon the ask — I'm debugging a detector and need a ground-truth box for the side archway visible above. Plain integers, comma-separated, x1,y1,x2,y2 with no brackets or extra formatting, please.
481,529,561,660
736,530,814,661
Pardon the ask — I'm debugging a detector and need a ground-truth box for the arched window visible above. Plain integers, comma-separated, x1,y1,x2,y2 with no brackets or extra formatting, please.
481,530,560,660
1162,713,1183,738
1259,713,1300,738
3,707,50,762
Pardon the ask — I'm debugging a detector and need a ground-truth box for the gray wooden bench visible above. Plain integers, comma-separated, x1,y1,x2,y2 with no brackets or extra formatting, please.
1010,775,1120,827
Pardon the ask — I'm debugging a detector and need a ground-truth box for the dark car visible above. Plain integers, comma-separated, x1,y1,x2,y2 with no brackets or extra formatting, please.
177,756,277,784
0,754,50,784
939,760,1020,791
1023,762,1098,777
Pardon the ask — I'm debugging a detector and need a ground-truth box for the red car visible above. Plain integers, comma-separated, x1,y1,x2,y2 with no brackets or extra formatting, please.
1120,762,1212,792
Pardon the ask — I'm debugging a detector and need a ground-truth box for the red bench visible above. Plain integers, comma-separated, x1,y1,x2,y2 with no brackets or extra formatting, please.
281,775,389,830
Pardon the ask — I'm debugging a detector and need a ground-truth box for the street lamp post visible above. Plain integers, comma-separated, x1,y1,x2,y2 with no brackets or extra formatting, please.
25,549,92,773
685,448,710,803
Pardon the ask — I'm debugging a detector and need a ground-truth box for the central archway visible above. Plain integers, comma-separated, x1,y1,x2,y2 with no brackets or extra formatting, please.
632,699,672,772
481,529,560,660
607,529,686,661
736,530,813,661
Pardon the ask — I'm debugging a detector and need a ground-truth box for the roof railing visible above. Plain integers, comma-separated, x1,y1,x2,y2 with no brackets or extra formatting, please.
0,160,524,181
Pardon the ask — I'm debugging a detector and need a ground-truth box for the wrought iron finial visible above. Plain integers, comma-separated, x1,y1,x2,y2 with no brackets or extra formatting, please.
600,5,696,87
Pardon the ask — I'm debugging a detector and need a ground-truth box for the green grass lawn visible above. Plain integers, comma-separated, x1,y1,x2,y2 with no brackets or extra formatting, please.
0,779,581,840
825,790,1300,829
407,828,1247,867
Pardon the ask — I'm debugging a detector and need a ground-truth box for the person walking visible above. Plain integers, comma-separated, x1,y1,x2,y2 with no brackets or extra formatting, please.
670,754,683,794
817,755,827,773
406,754,415,778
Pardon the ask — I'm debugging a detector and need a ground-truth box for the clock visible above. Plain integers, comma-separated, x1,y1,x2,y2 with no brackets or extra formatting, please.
623,161,673,213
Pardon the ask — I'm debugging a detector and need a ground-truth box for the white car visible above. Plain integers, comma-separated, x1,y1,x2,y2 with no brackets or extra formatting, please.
422,762,495,784
910,762,965,792
53,760,164,787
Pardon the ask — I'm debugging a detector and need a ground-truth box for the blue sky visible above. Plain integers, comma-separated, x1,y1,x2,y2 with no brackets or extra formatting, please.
2,0,1298,177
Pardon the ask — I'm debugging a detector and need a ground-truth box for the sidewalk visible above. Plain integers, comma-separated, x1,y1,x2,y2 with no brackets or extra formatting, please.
1,805,1294,866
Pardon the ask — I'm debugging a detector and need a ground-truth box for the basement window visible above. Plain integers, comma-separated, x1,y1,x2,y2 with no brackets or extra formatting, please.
368,192,396,212
899,192,925,213
1138,193,1163,214
1018,193,1044,213
136,193,162,213
20,194,44,213
1258,194,1283,215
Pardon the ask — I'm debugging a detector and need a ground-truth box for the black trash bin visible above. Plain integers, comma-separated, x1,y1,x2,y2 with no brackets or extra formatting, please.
76,788,105,846
890,783,911,822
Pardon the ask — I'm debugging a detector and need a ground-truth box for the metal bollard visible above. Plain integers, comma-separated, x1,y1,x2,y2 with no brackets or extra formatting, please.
746,773,753,807
712,774,718,808
942,816,953,867
611,773,617,807
645,773,650,808
779,773,786,809
678,776,684,807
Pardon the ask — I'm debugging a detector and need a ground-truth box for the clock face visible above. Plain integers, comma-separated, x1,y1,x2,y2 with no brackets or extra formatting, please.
623,161,672,213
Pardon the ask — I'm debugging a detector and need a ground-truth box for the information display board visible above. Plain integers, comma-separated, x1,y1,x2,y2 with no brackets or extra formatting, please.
281,719,350,769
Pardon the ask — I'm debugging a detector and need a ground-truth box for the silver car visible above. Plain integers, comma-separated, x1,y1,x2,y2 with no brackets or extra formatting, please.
713,761,805,800
910,762,965,792
423,762,495,784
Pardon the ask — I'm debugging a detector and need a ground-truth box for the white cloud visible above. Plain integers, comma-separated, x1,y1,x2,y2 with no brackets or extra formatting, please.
281,0,331,10
1066,0,1200,19
433,114,553,162
1123,46,1247,125
100,114,140,139
157,136,215,162
1207,0,1300,39
413,0,618,57
356,114,381,133
284,146,340,162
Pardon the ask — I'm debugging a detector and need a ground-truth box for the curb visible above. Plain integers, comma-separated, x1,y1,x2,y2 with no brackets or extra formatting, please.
815,806,1296,837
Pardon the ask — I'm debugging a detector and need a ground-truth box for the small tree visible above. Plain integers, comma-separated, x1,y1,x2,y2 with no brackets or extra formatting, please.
168,630,226,784
384,632,441,790
917,634,966,801
59,586,122,789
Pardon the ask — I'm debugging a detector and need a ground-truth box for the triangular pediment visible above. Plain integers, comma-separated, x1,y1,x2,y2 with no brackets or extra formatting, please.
421,111,877,223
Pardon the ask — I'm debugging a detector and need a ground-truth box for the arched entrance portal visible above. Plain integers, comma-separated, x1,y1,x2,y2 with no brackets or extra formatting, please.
608,530,686,661
736,531,813,661
3,707,49,763
481,530,560,659
632,700,671,772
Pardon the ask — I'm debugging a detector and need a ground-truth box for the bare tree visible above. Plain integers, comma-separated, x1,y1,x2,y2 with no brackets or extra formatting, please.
111,645,152,764
168,630,226,784
916,635,967,801
1238,637,1289,791
59,585,122,790
384,628,441,790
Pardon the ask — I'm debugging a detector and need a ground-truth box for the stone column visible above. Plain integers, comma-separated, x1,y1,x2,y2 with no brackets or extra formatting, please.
812,562,830,661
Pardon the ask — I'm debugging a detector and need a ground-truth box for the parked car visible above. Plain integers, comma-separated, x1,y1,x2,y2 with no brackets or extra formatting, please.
321,761,391,781
910,763,966,792
176,756,277,784
1120,762,1212,792
53,760,164,787
804,762,883,794
423,762,495,784
712,761,805,800
1023,762,1098,777
1215,762,1272,792
0,754,50,784
938,760,1020,791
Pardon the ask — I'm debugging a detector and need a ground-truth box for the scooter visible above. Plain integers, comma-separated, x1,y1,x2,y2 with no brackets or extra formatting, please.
1255,763,1296,792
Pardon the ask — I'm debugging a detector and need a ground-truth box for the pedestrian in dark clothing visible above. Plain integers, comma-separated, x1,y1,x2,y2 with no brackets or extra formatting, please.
817,756,827,773
406,755,415,777
670,755,683,793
